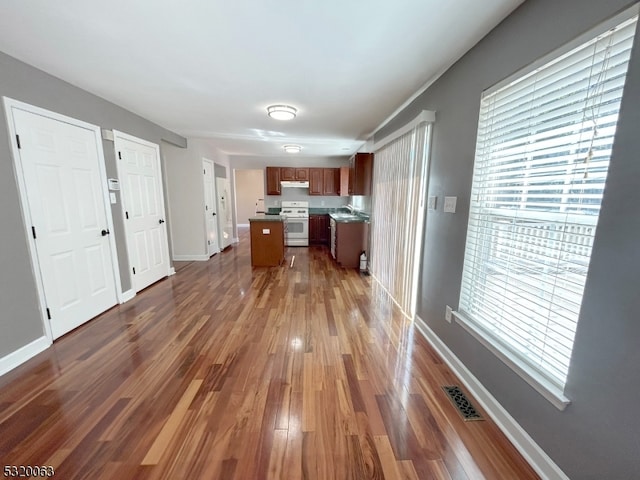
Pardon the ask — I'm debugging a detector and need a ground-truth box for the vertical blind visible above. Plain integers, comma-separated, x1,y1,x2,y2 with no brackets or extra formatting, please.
459,16,638,389
370,123,430,318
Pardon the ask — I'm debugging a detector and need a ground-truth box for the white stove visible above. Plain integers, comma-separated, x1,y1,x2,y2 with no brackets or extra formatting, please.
280,201,309,246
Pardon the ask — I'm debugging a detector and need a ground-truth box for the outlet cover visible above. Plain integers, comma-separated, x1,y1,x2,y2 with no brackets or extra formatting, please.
427,196,437,210
445,305,453,323
444,196,457,213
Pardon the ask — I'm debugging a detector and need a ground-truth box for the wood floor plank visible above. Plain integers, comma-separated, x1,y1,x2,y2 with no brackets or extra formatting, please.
0,230,539,479
141,379,203,465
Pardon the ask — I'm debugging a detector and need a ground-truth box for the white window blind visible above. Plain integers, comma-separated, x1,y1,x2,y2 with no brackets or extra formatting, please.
370,122,431,318
459,15,638,394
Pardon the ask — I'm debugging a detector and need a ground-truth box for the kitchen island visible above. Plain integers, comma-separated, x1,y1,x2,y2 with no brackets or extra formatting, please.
249,215,285,267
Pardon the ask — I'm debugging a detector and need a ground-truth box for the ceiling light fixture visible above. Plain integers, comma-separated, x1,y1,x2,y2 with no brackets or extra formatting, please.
267,104,297,120
283,145,301,153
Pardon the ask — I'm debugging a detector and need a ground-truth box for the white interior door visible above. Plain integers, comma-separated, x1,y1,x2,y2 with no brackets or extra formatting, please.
115,132,170,292
9,104,118,339
203,159,219,256
216,177,233,249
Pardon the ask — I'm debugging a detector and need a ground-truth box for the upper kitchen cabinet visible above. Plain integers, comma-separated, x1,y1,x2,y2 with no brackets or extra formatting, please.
295,168,309,181
349,153,374,196
309,168,324,195
339,167,349,196
281,167,309,181
323,168,340,196
308,168,340,196
266,166,281,195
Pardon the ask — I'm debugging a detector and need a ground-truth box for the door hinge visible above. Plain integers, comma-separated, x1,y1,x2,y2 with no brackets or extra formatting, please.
204,169,206,175
205,205,208,211
208,240,210,245
132,267,136,275
16,134,21,149
46,307,51,320
125,211,129,219
31,226,37,239
118,151,122,160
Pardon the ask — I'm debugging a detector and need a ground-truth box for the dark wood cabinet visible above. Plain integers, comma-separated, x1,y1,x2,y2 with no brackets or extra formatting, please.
350,153,374,196
266,167,281,195
339,166,350,196
309,214,330,245
281,167,308,181
267,165,353,197
295,168,309,181
348,157,355,195
335,221,368,268
280,167,295,181
323,168,340,196
309,168,324,195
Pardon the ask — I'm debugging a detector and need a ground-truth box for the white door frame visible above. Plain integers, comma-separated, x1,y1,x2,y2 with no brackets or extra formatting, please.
3,97,124,342
113,130,171,292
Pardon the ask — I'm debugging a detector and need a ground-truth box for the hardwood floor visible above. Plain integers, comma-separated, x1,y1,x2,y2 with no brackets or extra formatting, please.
0,228,538,479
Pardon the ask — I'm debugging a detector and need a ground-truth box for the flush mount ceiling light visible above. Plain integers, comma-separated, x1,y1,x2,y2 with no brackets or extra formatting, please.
267,104,297,120
283,144,301,153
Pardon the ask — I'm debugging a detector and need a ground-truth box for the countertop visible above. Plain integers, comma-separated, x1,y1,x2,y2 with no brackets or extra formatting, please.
267,207,353,215
328,212,369,223
248,214,285,222
262,208,369,222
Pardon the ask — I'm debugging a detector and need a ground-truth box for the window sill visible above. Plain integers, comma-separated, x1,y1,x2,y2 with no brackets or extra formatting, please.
453,311,571,411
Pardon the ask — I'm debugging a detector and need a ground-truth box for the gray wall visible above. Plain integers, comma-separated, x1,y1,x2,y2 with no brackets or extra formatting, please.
0,51,185,358
375,1,640,478
162,138,231,257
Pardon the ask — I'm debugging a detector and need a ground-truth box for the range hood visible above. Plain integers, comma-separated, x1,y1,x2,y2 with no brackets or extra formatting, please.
281,180,309,188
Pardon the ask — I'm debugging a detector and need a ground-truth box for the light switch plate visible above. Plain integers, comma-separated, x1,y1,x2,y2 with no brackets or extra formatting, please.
427,196,437,210
445,305,453,323
109,192,117,204
444,196,457,213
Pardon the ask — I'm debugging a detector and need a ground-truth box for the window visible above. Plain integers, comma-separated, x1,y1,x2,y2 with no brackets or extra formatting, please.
457,14,638,406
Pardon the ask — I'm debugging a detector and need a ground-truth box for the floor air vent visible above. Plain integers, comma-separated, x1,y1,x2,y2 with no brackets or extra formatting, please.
442,385,484,421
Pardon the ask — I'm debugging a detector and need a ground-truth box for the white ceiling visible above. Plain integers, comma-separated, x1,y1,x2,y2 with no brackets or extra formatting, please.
0,0,524,158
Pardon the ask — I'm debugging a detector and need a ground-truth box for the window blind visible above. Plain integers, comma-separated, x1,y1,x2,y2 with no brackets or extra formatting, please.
370,122,431,318
459,16,638,390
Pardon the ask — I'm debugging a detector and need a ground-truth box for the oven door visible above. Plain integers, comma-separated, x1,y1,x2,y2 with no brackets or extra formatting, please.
285,217,309,246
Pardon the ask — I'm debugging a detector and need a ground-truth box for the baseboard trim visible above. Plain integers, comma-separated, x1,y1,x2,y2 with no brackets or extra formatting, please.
414,316,569,480
120,289,136,304
168,267,176,276
172,255,210,261
237,223,249,228
0,336,51,377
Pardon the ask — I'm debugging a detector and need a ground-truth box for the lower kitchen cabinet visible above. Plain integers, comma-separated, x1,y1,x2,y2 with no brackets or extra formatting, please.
309,214,329,245
331,220,368,268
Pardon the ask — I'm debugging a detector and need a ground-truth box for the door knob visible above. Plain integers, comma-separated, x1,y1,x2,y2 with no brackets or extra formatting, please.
213,212,217,216
159,219,165,224
101,229,110,236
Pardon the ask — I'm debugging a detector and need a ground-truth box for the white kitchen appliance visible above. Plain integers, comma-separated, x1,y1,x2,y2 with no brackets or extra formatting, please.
280,201,309,246
281,180,309,188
